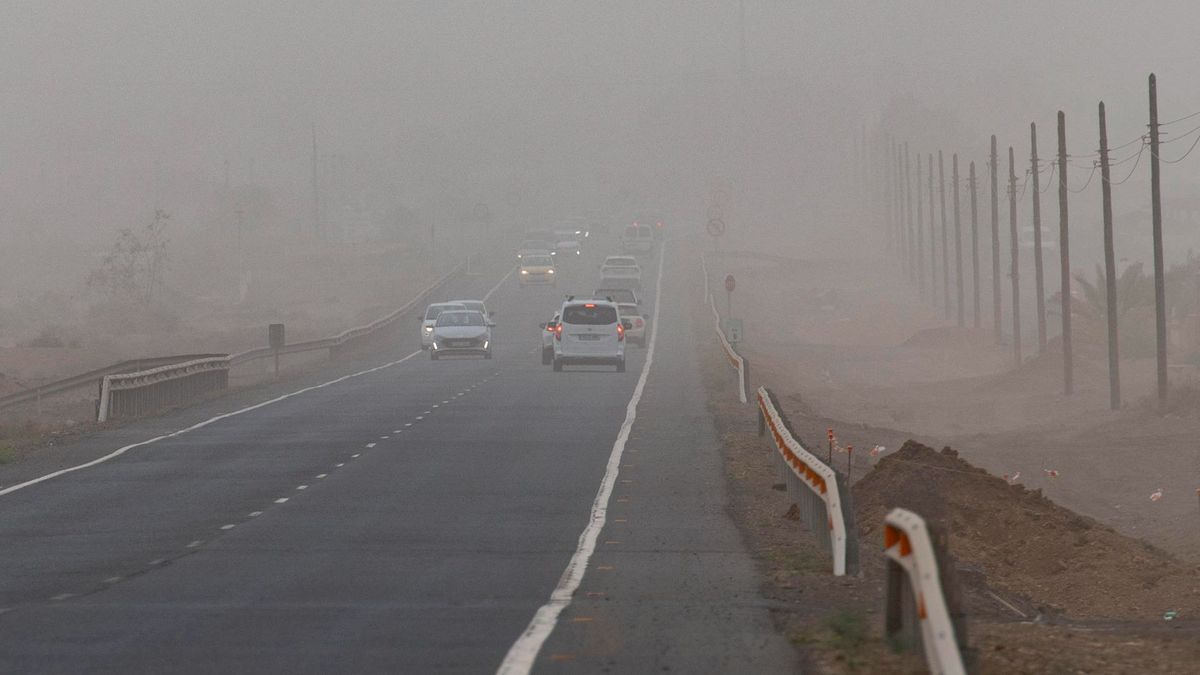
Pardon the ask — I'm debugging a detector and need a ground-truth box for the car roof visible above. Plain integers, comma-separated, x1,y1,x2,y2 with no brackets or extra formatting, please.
439,309,483,316
449,299,485,305
429,302,467,308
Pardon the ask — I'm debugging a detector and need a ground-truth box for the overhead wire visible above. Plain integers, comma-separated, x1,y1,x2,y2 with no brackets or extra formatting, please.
1153,133,1200,164
1067,163,1099,193
1102,141,1147,185
1158,109,1200,126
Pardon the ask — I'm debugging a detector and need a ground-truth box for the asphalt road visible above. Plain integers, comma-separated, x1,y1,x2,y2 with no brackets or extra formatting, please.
0,235,799,674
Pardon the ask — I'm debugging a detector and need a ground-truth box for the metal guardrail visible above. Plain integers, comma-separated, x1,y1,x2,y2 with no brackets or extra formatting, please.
756,386,856,576
0,354,227,413
884,508,967,675
701,251,747,403
90,261,469,422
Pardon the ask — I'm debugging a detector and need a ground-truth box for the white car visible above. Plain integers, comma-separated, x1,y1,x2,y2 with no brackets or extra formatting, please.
600,256,642,289
539,312,561,365
552,299,625,372
618,303,648,347
420,302,467,349
517,240,555,259
519,254,557,286
594,287,640,307
429,310,492,360
554,237,581,257
620,223,655,253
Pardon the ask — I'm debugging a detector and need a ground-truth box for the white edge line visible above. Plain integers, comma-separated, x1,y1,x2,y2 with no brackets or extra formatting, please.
0,350,424,498
496,242,666,674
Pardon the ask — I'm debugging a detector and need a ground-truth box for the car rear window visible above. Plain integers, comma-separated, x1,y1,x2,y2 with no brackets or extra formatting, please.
636,228,653,239
425,304,463,320
436,311,485,327
563,304,617,325
623,225,638,237
606,257,636,267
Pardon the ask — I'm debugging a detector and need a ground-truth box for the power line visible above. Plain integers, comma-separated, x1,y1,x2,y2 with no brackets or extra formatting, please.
1067,163,1099,193
1159,109,1200,126
1153,133,1200,164
1103,141,1147,185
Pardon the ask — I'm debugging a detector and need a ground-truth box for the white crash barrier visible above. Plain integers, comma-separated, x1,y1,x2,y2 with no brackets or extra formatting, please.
756,386,849,575
884,508,966,675
98,357,231,422
701,252,747,403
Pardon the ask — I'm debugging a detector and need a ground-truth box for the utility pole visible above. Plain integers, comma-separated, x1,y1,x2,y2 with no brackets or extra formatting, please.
1057,111,1073,395
884,136,893,252
897,143,908,277
1149,73,1168,407
905,143,916,282
1030,123,1048,351
1009,146,1022,367
928,154,937,306
969,161,980,329
1099,101,1121,410
939,151,950,318
990,136,1002,344
916,151,925,294
952,154,964,326
311,123,321,239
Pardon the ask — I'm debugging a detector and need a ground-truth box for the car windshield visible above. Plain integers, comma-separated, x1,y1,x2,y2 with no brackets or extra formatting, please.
606,258,636,267
425,304,464,320
524,256,552,266
435,311,485,327
563,304,617,325
618,304,639,316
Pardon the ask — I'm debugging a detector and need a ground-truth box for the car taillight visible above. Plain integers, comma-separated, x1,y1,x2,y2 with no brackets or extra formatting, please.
555,324,562,341
617,324,625,341
635,318,643,328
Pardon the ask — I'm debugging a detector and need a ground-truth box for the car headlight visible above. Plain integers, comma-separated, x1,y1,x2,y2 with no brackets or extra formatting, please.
547,269,555,274
575,249,581,255
520,269,528,275
424,325,433,333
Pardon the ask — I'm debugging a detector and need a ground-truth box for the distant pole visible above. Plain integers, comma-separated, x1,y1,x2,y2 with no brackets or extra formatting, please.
939,151,950,318
969,161,980,328
1057,111,1074,395
905,143,916,282
310,123,321,238
1149,73,1168,406
990,136,1002,344
897,144,908,277
1030,123,1048,351
928,154,937,306
1099,101,1121,410
916,152,925,294
884,136,893,252
1008,146,1022,366
952,155,965,326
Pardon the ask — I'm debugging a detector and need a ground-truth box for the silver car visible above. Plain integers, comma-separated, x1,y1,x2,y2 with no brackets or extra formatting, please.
429,310,492,360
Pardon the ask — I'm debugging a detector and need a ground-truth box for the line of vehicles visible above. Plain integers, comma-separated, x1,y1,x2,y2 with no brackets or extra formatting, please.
420,221,660,372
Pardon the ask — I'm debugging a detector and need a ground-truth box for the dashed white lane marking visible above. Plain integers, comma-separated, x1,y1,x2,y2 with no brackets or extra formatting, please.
351,453,361,458
220,524,236,531
431,405,439,409
415,416,424,420
366,443,377,448
393,429,404,433
497,241,666,675
187,540,204,548
422,411,431,415
296,485,308,490
405,423,413,427
51,593,74,602
335,463,345,468
248,511,263,517
442,400,450,404
316,474,328,479
380,435,390,439
103,576,122,584
0,608,13,615
0,349,426,498
147,559,165,566
274,498,289,504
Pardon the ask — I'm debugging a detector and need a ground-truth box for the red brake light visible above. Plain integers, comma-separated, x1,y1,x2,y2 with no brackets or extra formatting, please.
635,318,643,328
617,324,625,341
584,303,596,308
655,221,662,228
555,324,562,341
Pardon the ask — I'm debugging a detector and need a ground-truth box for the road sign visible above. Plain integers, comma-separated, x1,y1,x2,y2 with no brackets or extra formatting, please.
706,203,724,220
724,274,736,292
724,318,743,344
706,217,726,237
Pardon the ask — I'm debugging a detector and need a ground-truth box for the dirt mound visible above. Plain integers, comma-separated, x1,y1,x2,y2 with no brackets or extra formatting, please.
854,440,1200,620
900,325,992,350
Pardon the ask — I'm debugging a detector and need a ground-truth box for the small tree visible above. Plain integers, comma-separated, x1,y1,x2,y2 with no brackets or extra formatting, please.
88,210,170,305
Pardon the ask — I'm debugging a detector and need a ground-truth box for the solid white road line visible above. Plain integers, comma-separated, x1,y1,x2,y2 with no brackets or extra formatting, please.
496,243,667,675
0,350,423,498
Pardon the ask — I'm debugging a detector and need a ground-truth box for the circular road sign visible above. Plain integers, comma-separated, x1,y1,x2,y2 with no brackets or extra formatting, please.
706,217,726,237
706,203,724,220
724,274,736,293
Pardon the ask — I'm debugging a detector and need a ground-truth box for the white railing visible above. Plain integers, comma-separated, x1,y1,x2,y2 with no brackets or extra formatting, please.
98,357,231,422
701,252,747,403
884,508,967,675
756,386,850,575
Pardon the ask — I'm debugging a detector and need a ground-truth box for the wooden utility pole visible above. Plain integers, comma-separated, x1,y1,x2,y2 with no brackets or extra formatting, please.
902,141,912,278
1030,123,1048,351
1149,73,1168,406
939,151,950,318
929,154,937,306
990,137,1002,344
916,152,925,294
969,161,980,328
952,154,965,326
1008,146,1022,366
897,143,907,273
1099,102,1121,410
311,123,321,238
1057,111,1074,395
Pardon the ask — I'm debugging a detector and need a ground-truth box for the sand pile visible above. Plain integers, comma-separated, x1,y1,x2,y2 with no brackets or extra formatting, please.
854,441,1200,620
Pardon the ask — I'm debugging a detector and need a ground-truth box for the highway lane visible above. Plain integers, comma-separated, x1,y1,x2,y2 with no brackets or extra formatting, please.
0,237,798,673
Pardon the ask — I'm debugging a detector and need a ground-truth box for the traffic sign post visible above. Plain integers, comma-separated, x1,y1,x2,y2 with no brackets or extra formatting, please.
724,274,736,338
